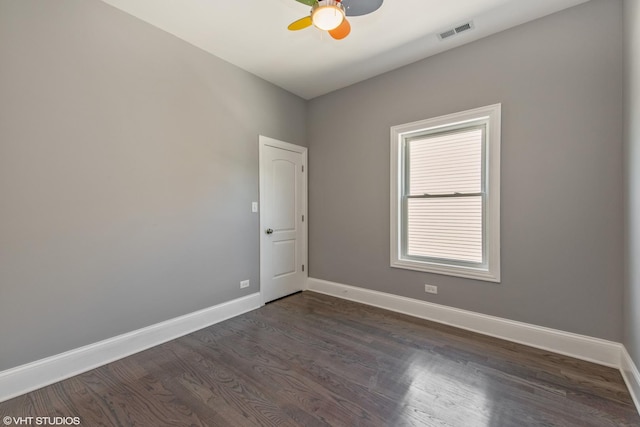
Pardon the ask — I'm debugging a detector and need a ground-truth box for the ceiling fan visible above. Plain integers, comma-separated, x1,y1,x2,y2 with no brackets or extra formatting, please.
287,0,383,40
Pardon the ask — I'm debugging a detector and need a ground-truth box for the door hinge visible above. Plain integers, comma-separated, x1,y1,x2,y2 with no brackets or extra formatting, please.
302,264,305,272
302,165,304,172
302,214,304,222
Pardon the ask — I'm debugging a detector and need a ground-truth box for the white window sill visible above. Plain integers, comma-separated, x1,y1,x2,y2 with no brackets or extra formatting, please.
390,258,500,283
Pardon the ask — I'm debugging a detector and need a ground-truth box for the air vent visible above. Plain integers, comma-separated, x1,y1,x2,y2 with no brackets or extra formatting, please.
439,29,456,40
438,21,474,41
455,23,472,33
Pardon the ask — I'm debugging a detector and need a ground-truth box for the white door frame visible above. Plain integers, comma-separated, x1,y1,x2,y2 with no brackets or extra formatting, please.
259,135,308,304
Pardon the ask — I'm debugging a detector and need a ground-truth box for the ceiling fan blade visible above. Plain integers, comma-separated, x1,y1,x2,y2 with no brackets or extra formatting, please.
288,16,313,31
342,0,383,17
293,0,316,5
329,18,351,40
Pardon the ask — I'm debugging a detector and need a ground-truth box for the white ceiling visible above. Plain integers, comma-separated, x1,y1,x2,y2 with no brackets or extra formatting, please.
100,0,590,99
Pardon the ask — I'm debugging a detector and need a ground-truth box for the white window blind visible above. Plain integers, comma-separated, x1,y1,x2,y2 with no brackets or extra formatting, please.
405,127,484,264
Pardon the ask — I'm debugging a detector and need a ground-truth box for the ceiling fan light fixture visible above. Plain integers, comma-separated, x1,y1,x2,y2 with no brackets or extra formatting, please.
311,0,345,31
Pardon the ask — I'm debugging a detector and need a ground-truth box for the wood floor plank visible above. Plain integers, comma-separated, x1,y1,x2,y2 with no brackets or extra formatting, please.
186,318,392,425
1,291,638,426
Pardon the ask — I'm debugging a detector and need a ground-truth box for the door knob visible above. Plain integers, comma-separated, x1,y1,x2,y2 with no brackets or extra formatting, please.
266,228,274,234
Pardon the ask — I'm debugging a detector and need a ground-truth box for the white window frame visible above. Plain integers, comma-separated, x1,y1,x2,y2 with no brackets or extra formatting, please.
390,104,501,282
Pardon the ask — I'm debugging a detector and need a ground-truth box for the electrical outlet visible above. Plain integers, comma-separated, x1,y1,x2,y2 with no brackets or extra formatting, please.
425,284,438,294
240,280,250,289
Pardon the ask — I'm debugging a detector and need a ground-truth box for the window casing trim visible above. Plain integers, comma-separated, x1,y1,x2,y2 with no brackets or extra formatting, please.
390,104,501,282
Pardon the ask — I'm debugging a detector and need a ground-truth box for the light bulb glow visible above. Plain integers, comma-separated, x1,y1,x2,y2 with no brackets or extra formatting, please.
311,1,345,31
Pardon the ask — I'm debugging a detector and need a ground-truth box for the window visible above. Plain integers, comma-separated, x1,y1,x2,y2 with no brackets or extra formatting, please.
390,104,501,282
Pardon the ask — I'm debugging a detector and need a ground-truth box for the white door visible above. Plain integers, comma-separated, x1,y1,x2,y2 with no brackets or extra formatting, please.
259,136,307,303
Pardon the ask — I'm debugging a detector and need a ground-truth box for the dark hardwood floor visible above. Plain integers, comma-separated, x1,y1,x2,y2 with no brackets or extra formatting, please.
1,291,638,426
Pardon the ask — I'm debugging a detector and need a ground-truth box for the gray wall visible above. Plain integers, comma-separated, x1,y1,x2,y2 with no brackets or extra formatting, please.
308,0,624,341
0,0,306,371
624,0,640,366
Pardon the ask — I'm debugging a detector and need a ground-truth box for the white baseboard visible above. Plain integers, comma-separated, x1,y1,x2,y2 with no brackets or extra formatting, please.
307,278,622,368
621,347,640,412
0,292,262,403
